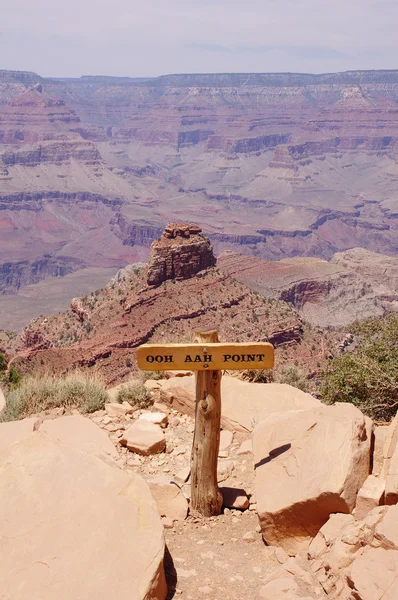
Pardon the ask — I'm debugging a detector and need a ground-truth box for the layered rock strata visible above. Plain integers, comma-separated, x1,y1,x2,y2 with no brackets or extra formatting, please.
147,223,216,287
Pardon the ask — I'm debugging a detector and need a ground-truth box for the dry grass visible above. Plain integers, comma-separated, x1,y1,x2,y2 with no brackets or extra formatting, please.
116,382,153,409
0,372,108,422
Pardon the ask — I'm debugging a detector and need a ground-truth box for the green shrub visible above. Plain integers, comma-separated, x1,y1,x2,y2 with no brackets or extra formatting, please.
139,370,166,382
277,365,308,392
0,352,7,372
321,314,398,421
116,382,153,409
1,372,108,422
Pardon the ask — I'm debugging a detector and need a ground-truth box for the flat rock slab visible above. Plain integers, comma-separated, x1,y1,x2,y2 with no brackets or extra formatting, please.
253,403,372,555
40,414,118,457
0,432,166,600
121,420,166,455
0,417,40,453
148,476,188,521
160,376,320,432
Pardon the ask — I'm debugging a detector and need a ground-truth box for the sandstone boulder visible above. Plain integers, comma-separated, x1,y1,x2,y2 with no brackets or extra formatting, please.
308,505,398,599
160,375,320,432
40,414,118,457
148,476,188,521
253,403,372,554
120,420,166,455
0,417,40,453
0,433,166,600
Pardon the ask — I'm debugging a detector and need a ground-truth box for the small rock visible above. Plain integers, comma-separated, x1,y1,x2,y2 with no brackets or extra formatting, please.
120,420,166,455
161,516,174,529
242,531,256,543
218,450,229,459
105,402,133,418
173,446,186,457
104,423,123,433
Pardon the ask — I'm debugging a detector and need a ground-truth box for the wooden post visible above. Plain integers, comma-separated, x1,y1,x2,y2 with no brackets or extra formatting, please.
190,329,223,516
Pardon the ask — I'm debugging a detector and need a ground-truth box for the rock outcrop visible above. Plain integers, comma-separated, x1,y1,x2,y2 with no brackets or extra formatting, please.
147,223,216,287
0,432,167,599
253,403,372,554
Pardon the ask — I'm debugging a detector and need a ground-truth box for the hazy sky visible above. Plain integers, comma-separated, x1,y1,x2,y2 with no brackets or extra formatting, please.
1,0,397,77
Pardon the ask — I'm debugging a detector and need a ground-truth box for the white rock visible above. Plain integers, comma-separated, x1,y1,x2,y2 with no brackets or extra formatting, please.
139,412,168,427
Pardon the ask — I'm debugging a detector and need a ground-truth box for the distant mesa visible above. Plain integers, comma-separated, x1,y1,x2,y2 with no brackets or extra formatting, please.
147,223,216,287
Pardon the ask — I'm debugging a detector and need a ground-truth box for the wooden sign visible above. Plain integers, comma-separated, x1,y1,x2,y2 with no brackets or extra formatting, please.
137,330,275,518
137,342,274,371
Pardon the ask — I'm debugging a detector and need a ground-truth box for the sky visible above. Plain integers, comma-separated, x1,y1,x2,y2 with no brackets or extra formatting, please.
1,0,398,78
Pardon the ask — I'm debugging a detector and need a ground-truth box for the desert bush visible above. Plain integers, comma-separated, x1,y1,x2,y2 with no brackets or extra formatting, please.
277,365,308,392
116,382,153,409
0,372,108,422
321,314,398,421
139,370,166,382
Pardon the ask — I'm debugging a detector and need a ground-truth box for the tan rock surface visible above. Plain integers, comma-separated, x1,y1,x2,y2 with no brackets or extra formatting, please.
0,432,166,600
148,476,188,521
120,420,166,455
308,505,398,599
253,403,372,554
40,414,118,457
355,474,385,520
0,416,40,453
105,402,134,418
160,375,320,432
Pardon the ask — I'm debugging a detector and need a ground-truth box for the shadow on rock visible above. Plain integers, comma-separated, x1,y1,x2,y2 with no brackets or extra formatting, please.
254,443,291,469
164,545,177,600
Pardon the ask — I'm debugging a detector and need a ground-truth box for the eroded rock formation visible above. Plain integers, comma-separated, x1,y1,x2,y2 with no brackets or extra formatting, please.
147,223,216,287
